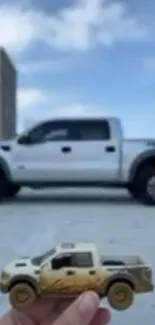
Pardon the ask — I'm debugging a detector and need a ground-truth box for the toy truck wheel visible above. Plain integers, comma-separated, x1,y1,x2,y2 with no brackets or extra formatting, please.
9,283,36,309
107,281,134,311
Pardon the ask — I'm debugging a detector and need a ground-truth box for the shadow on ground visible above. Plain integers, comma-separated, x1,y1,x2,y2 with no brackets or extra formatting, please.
4,193,138,205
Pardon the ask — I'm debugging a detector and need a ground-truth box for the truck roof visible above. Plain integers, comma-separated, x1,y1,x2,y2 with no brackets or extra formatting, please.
56,242,98,254
26,116,120,128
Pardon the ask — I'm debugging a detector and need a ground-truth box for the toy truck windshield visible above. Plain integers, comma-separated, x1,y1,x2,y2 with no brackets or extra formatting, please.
31,248,56,266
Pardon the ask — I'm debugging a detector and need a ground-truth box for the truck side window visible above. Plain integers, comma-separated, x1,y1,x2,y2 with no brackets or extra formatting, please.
72,252,93,268
24,121,75,144
75,120,110,141
52,254,73,270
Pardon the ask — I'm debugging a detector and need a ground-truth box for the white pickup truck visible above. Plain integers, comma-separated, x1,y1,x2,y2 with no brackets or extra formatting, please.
0,116,155,205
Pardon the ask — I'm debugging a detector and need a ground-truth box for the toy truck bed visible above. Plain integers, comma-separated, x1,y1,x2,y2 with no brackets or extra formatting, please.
101,255,147,267
101,254,153,294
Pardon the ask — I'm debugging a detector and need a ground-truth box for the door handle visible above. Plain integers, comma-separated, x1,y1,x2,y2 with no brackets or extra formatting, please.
105,146,115,152
89,270,96,275
66,270,75,275
61,146,71,153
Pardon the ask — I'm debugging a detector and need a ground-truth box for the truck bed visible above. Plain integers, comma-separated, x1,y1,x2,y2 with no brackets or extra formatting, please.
101,255,146,267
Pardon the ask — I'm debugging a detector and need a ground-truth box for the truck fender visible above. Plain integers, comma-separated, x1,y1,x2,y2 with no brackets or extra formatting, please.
0,156,11,180
129,149,155,182
105,273,136,294
8,275,39,293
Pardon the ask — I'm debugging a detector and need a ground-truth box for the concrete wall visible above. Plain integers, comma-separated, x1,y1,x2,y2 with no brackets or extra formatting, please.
0,47,17,139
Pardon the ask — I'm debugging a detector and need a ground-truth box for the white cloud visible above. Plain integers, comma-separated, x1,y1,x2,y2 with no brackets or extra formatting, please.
19,59,69,75
17,87,155,139
17,87,108,131
0,0,150,56
17,88,49,109
17,87,103,117
0,4,41,54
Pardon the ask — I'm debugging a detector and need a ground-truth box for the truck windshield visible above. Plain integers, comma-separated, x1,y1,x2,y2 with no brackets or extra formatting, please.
31,248,56,266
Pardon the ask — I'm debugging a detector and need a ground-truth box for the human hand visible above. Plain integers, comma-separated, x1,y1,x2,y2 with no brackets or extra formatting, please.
0,291,111,325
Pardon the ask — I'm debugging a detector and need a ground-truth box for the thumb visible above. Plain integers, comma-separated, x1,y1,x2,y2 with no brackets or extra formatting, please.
54,291,100,325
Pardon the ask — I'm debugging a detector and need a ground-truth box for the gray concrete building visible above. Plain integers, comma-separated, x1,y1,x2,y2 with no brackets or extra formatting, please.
0,47,17,139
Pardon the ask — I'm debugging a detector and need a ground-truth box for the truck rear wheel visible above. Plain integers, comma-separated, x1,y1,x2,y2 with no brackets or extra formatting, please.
133,166,155,205
127,183,141,199
107,281,134,310
9,283,36,309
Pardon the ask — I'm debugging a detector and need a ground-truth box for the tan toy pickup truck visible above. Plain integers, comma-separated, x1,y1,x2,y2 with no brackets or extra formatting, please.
0,242,153,310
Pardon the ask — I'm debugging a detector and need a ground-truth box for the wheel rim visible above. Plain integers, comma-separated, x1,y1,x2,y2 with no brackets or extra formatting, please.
147,176,155,199
15,289,30,303
114,288,128,303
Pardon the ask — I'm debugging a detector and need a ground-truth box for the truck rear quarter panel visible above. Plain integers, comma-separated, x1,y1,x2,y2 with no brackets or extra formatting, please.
121,142,155,182
127,266,153,293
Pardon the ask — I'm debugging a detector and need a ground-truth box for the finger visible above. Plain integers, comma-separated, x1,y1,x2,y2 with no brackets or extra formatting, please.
90,307,111,325
53,291,100,325
17,297,59,323
42,298,75,325
0,298,75,325
1,298,59,325
0,311,33,325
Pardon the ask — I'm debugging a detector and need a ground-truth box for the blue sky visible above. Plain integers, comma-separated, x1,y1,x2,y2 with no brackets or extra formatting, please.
0,0,155,137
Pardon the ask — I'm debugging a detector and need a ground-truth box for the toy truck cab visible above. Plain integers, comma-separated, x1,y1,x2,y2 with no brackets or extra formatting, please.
0,242,153,311
38,242,103,294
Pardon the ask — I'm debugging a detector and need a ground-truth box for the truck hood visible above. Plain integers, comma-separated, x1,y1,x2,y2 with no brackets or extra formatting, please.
0,139,14,152
3,257,39,274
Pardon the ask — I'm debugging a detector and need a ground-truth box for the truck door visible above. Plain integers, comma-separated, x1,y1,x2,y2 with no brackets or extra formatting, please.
71,252,102,294
69,119,120,182
40,253,76,295
10,120,76,182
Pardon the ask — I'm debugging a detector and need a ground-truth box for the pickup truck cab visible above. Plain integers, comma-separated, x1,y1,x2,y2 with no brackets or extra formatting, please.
0,242,153,310
1,116,155,205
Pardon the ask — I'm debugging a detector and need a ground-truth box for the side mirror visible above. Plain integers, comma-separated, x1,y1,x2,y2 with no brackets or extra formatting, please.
18,133,30,145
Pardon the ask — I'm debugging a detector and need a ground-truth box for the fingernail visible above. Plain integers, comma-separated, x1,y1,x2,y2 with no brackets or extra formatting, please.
77,291,99,314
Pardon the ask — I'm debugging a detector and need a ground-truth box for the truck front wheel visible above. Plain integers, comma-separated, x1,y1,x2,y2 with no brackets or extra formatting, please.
5,183,20,198
0,179,20,201
107,281,134,310
9,283,37,309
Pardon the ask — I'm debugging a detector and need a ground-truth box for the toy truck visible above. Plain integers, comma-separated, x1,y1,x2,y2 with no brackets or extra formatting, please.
0,242,153,310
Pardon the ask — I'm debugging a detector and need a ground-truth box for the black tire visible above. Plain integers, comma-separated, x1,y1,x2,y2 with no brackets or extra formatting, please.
5,183,20,198
0,175,9,200
127,183,141,199
133,166,155,205
0,170,20,201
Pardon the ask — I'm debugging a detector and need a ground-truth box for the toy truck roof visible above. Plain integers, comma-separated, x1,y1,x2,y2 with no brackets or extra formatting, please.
56,242,98,255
